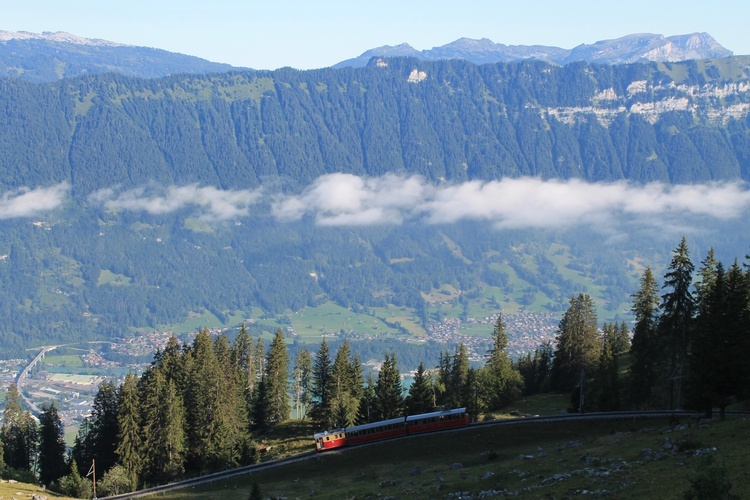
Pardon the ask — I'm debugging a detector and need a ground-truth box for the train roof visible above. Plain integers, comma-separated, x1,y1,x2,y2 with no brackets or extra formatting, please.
345,416,405,433
406,407,467,422
313,428,345,440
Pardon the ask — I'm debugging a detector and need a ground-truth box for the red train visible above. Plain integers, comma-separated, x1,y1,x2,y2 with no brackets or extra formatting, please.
314,407,469,452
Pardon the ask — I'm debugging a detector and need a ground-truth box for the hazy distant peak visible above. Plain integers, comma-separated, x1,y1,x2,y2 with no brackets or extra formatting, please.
337,32,734,68
0,30,127,47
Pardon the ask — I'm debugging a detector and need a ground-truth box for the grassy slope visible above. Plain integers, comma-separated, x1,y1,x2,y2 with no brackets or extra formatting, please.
0,481,76,499
163,413,749,499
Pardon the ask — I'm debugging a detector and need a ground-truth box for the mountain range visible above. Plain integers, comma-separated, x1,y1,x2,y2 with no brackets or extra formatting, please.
0,30,735,82
335,32,732,68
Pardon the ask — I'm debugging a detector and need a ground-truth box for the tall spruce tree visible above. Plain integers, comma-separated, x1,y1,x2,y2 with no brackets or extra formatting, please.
86,380,120,478
374,352,404,420
551,294,601,393
330,340,361,427
687,259,749,418
184,328,224,473
629,267,661,409
115,373,142,486
593,323,620,411
406,361,435,414
1,383,34,470
292,348,313,420
264,329,290,424
311,339,333,427
140,368,186,484
38,402,67,486
356,375,377,424
660,237,696,409
485,314,523,409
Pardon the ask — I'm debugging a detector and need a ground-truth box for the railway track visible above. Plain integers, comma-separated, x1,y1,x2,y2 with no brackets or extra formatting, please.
101,409,734,498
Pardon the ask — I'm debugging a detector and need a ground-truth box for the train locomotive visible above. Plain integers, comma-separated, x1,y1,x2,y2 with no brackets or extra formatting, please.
313,407,468,451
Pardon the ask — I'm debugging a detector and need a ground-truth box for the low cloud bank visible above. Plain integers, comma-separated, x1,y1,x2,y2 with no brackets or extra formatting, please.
0,183,69,219
80,175,750,231
89,184,263,220
273,174,750,230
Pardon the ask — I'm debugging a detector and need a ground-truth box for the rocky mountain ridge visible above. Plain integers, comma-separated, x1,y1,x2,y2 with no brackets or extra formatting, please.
335,32,733,68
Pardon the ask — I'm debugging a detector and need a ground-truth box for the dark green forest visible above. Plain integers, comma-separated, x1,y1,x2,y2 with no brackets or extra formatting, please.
2,56,750,351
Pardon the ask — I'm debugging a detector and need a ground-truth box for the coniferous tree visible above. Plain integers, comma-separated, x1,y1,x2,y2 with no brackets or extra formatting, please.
614,322,631,354
330,340,360,427
660,237,696,409
356,375,377,424
551,294,601,393
311,339,333,427
629,267,661,409
593,323,620,411
447,344,469,409
38,402,67,486
517,341,553,396
292,348,313,420
485,314,523,409
214,333,251,467
1,382,36,470
75,380,119,479
115,373,142,484
434,349,452,406
686,259,724,417
687,259,749,418
139,368,186,485
406,361,435,414
374,352,404,420
264,329,290,424
184,328,224,473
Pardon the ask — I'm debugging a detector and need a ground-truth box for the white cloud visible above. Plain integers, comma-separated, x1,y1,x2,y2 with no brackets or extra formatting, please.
273,174,750,231
0,183,69,219
83,176,750,232
88,184,263,220
272,173,429,225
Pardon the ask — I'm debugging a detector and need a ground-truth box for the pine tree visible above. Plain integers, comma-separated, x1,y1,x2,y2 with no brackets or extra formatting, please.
629,267,662,409
184,328,224,473
614,322,631,354
115,373,142,484
356,375,377,424
292,349,313,420
264,329,290,424
551,294,601,393
660,237,696,409
485,314,523,409
593,323,620,411
448,344,469,408
330,340,361,427
374,352,404,420
140,368,186,484
86,380,120,478
311,339,333,427
38,402,68,486
406,361,435,414
1,383,38,472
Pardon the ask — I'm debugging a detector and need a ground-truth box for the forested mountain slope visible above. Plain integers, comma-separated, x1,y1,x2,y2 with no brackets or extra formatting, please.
2,56,750,193
1,56,750,352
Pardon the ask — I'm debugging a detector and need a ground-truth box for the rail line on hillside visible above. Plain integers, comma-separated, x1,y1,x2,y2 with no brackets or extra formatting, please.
101,410,735,499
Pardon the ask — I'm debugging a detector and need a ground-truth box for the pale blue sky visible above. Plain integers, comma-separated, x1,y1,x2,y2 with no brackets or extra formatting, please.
2,0,748,70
